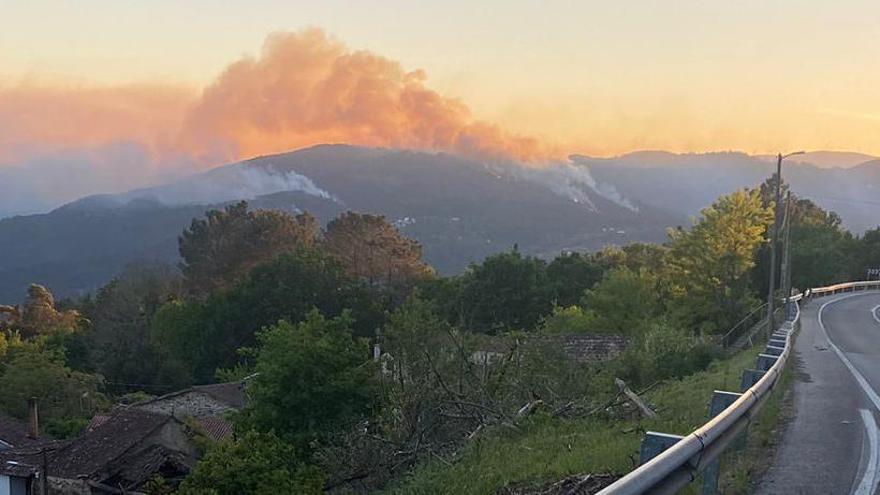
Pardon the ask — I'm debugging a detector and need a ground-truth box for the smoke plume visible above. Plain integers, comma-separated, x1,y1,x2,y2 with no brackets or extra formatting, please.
177,28,557,164
0,28,566,217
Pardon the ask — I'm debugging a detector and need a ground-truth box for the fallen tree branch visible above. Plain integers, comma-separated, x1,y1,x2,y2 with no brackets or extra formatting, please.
614,377,657,419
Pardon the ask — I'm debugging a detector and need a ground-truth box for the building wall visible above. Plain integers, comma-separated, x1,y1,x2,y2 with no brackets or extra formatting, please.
0,475,29,495
144,422,200,459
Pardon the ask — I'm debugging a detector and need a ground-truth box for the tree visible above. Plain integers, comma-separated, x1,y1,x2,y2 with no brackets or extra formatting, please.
538,305,592,334
668,189,773,333
152,249,384,385
752,175,853,292
0,344,102,428
324,212,432,297
179,201,320,295
546,252,603,307
456,250,551,333
84,264,182,393
581,268,660,335
0,284,81,339
178,431,322,495
788,222,856,290
851,227,880,281
238,311,375,449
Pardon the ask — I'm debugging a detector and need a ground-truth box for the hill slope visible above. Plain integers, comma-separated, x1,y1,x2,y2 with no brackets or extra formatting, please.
0,145,678,302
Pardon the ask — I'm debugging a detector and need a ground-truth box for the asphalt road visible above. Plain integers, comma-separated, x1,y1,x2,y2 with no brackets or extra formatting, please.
755,291,880,495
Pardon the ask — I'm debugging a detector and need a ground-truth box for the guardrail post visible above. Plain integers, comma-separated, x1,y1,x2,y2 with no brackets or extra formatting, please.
740,369,765,391
756,353,778,372
764,345,784,356
702,391,744,495
640,432,685,465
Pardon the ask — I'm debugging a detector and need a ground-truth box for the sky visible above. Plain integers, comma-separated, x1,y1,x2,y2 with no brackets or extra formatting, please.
2,0,880,212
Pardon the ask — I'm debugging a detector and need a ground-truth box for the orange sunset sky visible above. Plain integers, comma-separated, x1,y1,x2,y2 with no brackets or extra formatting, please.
3,0,880,172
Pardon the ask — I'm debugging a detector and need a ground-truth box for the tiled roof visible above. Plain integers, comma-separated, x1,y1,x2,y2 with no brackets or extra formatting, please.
195,416,234,442
192,381,248,409
50,409,171,479
0,460,38,478
137,378,250,411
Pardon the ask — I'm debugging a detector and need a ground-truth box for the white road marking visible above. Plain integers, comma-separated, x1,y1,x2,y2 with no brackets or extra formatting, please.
855,409,880,495
817,294,880,495
871,305,880,326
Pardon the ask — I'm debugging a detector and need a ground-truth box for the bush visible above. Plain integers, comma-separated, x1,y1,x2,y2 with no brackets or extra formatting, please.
178,431,323,495
614,323,717,386
237,310,376,450
538,306,592,334
581,268,660,336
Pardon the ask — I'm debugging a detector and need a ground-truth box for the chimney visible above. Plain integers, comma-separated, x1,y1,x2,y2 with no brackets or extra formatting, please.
27,397,39,440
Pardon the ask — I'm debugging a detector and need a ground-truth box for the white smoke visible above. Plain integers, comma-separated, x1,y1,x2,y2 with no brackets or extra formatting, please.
109,163,340,208
511,161,638,212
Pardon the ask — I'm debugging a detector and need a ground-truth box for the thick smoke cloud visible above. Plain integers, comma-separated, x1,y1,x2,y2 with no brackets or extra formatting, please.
0,28,564,217
177,28,557,164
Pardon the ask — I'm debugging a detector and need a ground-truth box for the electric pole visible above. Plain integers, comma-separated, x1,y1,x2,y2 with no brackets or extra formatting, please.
767,151,804,332
780,192,793,317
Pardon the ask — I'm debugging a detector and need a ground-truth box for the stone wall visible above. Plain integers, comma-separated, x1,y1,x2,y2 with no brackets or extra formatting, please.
542,334,631,364
470,334,631,366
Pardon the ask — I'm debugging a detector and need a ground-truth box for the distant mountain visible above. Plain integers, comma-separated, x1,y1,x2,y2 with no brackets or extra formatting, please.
4,145,877,303
757,151,878,169
575,151,880,232
0,145,679,302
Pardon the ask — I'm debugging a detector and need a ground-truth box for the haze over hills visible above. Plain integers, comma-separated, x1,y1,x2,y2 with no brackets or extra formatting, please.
756,151,878,169
577,150,880,233
0,145,678,302
1,145,878,303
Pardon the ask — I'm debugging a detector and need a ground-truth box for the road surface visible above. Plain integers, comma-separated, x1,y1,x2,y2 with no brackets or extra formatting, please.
755,291,880,494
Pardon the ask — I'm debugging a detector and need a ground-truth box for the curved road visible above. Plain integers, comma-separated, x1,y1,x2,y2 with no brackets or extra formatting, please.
756,292,880,494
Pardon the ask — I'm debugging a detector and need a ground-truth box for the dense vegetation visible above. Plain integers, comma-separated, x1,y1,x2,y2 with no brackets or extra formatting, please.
1,174,878,493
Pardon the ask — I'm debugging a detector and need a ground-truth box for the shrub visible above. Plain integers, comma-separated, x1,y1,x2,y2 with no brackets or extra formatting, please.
538,306,592,334
614,322,717,386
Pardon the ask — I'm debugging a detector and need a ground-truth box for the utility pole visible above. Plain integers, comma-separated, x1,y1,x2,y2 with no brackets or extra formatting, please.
767,151,804,332
780,192,793,317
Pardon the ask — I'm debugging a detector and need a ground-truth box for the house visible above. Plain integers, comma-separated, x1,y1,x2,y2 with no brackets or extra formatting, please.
51,408,198,493
0,379,250,494
0,460,36,495
132,379,249,441
0,409,198,494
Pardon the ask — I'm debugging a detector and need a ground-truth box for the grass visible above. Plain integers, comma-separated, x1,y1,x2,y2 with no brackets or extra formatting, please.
718,335,797,493
384,346,764,494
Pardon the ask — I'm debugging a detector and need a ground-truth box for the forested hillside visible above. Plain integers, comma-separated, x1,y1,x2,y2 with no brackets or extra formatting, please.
1,172,878,493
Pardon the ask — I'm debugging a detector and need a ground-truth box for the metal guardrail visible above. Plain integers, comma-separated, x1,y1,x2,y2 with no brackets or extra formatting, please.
597,280,880,495
807,280,880,297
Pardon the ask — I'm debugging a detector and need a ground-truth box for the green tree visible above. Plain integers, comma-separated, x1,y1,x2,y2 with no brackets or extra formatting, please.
581,268,660,335
152,249,384,385
456,250,550,333
546,252,603,307
238,311,375,449
853,227,880,280
538,305,592,334
178,431,323,495
179,201,320,296
0,344,102,427
668,189,773,333
83,264,182,393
